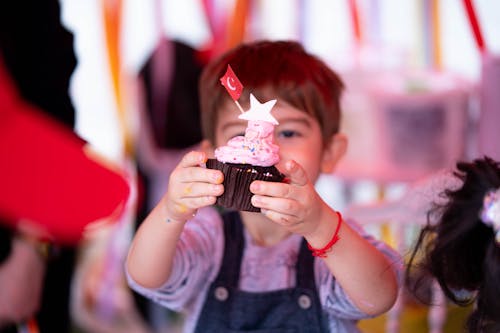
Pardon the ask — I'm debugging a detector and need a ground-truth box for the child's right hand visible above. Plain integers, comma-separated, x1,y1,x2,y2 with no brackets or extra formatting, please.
163,151,224,223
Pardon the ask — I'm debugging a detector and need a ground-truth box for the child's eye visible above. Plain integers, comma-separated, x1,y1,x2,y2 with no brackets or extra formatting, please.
230,132,245,139
278,130,300,138
226,132,245,141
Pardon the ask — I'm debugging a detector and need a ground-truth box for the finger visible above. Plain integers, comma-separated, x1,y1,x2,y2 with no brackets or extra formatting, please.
167,194,218,221
251,195,300,219
179,166,224,185
261,208,302,227
283,160,308,186
177,195,218,212
178,151,207,168
179,182,224,199
171,161,223,186
250,180,293,199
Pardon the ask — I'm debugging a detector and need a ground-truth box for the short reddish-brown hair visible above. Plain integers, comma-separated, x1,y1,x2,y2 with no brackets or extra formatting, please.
199,40,344,145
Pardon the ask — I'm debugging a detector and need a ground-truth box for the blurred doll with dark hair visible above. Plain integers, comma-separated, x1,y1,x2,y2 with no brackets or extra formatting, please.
407,156,500,333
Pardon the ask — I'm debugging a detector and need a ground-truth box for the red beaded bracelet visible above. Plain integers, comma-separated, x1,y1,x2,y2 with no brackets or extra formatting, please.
307,211,343,258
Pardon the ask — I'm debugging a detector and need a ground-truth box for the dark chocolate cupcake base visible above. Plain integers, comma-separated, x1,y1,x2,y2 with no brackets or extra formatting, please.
206,159,285,212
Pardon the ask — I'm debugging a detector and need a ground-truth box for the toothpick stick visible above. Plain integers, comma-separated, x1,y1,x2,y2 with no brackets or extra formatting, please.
235,100,244,113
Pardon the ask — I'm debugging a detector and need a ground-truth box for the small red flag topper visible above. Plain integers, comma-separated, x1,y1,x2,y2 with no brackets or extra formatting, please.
220,65,243,101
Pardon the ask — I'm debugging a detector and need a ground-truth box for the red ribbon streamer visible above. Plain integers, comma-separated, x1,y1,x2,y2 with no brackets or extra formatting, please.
462,0,486,53
348,0,362,45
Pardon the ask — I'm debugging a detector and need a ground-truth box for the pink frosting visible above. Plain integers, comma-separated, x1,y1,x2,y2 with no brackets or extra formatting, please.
215,120,280,166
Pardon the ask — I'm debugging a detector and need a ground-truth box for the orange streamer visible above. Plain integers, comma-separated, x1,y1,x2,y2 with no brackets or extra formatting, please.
226,0,250,50
102,0,133,156
431,0,442,70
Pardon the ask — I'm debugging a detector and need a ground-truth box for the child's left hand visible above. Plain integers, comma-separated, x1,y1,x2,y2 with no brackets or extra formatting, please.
249,160,329,237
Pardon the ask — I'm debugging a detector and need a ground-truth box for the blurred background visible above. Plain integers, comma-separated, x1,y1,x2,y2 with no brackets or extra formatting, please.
61,1,499,332
2,0,499,332
63,0,500,161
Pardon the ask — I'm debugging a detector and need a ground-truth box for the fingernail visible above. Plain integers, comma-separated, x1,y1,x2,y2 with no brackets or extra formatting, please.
250,182,259,191
213,184,223,193
213,173,222,183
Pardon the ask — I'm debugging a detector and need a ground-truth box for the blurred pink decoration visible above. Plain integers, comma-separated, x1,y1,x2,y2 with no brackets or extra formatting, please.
477,53,500,160
345,168,461,226
345,167,462,333
336,70,471,183
460,0,499,160
337,67,471,333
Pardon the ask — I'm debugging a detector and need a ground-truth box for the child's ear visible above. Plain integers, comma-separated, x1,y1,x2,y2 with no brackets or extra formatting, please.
321,133,348,173
200,139,216,158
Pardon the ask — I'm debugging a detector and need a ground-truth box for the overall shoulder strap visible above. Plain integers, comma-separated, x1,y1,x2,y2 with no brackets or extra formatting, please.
214,210,245,288
296,238,317,291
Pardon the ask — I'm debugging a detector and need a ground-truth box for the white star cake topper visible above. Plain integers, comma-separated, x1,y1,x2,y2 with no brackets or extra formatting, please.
238,94,279,125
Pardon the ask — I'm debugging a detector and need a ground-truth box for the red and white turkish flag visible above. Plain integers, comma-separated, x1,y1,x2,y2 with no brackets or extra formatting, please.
220,64,243,101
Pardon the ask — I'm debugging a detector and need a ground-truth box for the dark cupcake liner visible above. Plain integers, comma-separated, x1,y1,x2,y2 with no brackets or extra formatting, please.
206,159,285,212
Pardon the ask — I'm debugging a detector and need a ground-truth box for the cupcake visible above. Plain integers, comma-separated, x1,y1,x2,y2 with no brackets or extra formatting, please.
206,94,285,212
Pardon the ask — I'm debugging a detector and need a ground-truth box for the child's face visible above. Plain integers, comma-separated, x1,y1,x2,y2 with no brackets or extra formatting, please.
212,101,336,183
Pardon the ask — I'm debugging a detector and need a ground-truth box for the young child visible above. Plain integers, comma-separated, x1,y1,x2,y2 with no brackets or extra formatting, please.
407,156,500,333
126,40,401,333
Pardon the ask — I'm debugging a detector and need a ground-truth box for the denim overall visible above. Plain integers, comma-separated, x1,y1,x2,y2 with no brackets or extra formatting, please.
194,211,329,333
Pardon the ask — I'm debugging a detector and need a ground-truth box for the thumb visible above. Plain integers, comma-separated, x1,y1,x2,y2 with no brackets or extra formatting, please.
283,160,308,186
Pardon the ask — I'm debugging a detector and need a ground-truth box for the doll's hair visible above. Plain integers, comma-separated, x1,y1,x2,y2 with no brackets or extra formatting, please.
198,40,344,145
406,156,500,332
